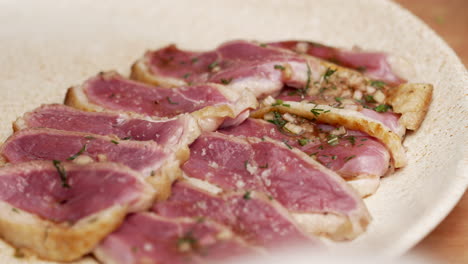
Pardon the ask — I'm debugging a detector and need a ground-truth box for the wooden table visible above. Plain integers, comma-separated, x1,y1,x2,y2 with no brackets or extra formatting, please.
393,0,468,263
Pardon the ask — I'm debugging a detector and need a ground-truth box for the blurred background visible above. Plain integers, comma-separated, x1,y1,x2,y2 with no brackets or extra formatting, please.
393,0,467,263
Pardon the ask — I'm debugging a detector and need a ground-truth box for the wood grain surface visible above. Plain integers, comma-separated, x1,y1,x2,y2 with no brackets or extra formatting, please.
393,0,468,263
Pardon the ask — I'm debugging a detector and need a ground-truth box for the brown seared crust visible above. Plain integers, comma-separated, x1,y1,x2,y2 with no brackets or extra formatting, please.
131,52,186,88
251,102,407,168
387,83,433,131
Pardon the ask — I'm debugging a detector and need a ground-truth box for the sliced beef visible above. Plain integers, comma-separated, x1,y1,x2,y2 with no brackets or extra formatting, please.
220,118,389,197
0,161,155,262
251,101,407,168
14,104,200,151
153,181,318,248
94,213,257,264
65,71,257,131
267,40,406,85
133,40,431,132
182,132,370,240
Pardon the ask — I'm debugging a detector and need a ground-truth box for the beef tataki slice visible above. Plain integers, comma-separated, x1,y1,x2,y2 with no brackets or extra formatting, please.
182,132,371,240
0,161,156,262
94,213,258,264
65,71,257,132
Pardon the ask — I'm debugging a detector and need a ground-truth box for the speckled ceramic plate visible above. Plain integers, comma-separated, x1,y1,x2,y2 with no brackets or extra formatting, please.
0,0,466,263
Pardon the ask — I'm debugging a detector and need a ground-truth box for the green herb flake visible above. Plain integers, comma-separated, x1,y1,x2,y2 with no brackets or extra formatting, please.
220,78,233,85
259,43,267,47
361,138,368,141
191,57,199,64
364,95,376,103
84,136,95,140
374,104,391,113
298,138,309,146
182,73,191,79
150,170,155,177
52,160,70,188
67,144,87,161
335,97,344,103
323,68,337,82
369,80,386,89
243,191,251,200
267,111,287,128
345,136,356,146
208,61,219,70
177,232,197,248
274,64,285,71
309,152,318,156
357,66,367,72
272,99,284,106
122,136,132,140
166,96,179,105
282,103,291,107
331,155,337,160
344,155,356,162
310,105,325,117
12,208,19,213
318,145,324,150
110,140,119,145
283,140,293,149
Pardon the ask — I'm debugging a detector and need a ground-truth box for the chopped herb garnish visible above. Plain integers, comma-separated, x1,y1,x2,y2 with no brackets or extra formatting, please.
220,78,233,85
261,137,266,141
166,96,179,105
150,170,155,177
191,57,199,64
196,216,205,223
345,136,356,146
298,138,309,146
283,140,293,149
267,195,274,200
243,191,251,200
177,232,197,248
259,163,269,168
357,66,367,72
318,145,324,150
334,97,344,103
361,138,368,141
331,155,337,160
310,105,325,117
364,95,376,103
282,103,291,107
12,208,19,213
272,99,284,106
267,111,287,128
110,140,119,145
358,143,364,147
52,160,70,188
122,136,132,140
323,67,337,82
274,64,285,71
131,246,139,253
259,43,267,47
182,73,191,79
369,80,386,89
109,93,115,99
67,144,87,160
374,104,391,113
208,61,219,70
84,136,95,140
327,134,339,146
344,155,356,162
309,152,318,156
